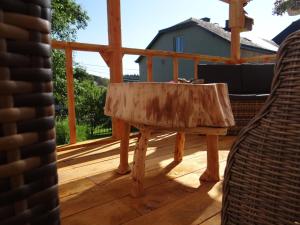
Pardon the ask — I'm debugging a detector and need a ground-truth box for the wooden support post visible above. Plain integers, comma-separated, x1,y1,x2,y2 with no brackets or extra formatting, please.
229,0,245,63
200,135,220,182
230,27,240,63
117,122,131,174
173,57,179,82
107,0,123,139
146,56,153,82
174,132,185,162
131,128,151,197
194,59,200,80
65,48,76,144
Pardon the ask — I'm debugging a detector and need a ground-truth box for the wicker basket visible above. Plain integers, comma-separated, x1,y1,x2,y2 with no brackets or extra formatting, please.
0,1,60,225
222,31,300,224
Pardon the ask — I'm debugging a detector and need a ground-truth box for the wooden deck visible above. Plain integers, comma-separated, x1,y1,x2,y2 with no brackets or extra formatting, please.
56,132,236,225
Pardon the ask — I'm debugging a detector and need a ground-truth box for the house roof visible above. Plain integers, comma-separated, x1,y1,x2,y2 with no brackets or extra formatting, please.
273,19,300,45
136,17,278,63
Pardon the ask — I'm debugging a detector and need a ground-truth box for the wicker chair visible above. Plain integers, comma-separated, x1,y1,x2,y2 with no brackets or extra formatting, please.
222,31,300,224
0,1,60,225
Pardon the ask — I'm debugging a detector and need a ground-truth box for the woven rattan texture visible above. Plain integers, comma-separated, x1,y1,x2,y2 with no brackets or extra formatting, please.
222,31,300,224
228,100,265,135
0,1,60,225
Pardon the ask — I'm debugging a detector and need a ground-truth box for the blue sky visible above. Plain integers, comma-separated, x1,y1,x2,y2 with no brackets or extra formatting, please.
73,0,299,78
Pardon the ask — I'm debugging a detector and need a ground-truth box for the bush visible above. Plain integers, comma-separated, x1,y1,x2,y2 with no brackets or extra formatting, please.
55,118,69,145
55,118,90,145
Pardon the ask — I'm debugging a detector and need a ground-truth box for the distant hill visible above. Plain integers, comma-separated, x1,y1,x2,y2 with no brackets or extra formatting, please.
91,74,140,85
92,75,109,87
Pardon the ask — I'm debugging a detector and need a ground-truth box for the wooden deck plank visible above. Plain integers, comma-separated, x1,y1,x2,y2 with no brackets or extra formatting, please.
200,213,221,225
58,134,233,184
122,182,223,225
62,199,140,225
59,152,225,218
57,134,235,225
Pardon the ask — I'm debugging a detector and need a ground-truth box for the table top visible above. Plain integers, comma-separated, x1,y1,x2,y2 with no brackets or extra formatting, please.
105,82,235,129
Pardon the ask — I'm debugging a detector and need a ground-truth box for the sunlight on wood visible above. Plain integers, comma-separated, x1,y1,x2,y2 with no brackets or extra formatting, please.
57,133,236,224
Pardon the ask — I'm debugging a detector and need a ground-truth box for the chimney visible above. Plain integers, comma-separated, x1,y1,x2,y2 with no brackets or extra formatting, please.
224,20,230,31
201,17,210,22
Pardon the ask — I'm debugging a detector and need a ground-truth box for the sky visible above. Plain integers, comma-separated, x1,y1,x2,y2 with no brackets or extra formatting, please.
73,0,299,78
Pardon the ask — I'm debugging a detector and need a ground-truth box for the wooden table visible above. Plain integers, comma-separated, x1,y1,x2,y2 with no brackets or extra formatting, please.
105,82,235,197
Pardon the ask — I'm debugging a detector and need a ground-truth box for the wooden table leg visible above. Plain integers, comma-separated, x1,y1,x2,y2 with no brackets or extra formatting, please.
174,132,185,163
117,121,131,175
131,128,151,197
200,135,220,182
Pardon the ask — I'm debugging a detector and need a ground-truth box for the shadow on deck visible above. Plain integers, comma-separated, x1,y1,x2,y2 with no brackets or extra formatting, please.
56,132,236,225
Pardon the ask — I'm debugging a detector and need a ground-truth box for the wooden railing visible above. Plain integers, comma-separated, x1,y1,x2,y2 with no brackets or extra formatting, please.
51,40,276,144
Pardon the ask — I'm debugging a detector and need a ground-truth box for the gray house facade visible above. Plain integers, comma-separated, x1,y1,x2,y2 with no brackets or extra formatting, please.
136,18,277,82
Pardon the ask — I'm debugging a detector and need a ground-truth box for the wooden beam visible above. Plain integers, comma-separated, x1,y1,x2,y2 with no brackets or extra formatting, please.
173,58,179,82
123,47,231,63
99,51,111,67
65,48,76,144
52,40,111,52
230,27,240,63
107,0,123,83
146,56,153,82
240,54,276,63
229,0,244,63
51,40,232,64
107,0,123,139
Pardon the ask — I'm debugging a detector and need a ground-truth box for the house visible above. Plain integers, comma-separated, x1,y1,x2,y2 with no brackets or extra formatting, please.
273,18,300,45
136,17,278,82
123,74,140,82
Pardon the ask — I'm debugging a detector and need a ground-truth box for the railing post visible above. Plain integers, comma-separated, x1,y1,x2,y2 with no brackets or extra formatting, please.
107,0,124,139
147,56,153,82
173,57,179,82
65,48,76,144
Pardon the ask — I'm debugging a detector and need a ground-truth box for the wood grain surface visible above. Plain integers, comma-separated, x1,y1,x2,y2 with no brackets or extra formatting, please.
105,82,235,128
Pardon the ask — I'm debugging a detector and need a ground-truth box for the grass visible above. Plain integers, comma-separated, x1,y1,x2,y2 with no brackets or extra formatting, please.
55,117,112,145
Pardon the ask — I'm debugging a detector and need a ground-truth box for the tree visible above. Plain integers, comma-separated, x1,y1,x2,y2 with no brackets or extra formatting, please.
273,0,299,15
51,0,89,41
247,0,299,15
75,80,108,136
51,0,89,117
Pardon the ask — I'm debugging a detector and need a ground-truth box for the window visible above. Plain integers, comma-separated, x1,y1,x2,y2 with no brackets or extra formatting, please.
174,36,184,52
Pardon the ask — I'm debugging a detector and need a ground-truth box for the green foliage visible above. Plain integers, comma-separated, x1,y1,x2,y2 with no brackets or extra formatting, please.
55,118,69,145
75,80,109,136
94,76,110,87
273,0,297,15
55,118,90,145
74,66,93,81
247,0,297,15
52,50,67,117
51,0,111,145
51,0,90,118
51,0,90,41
